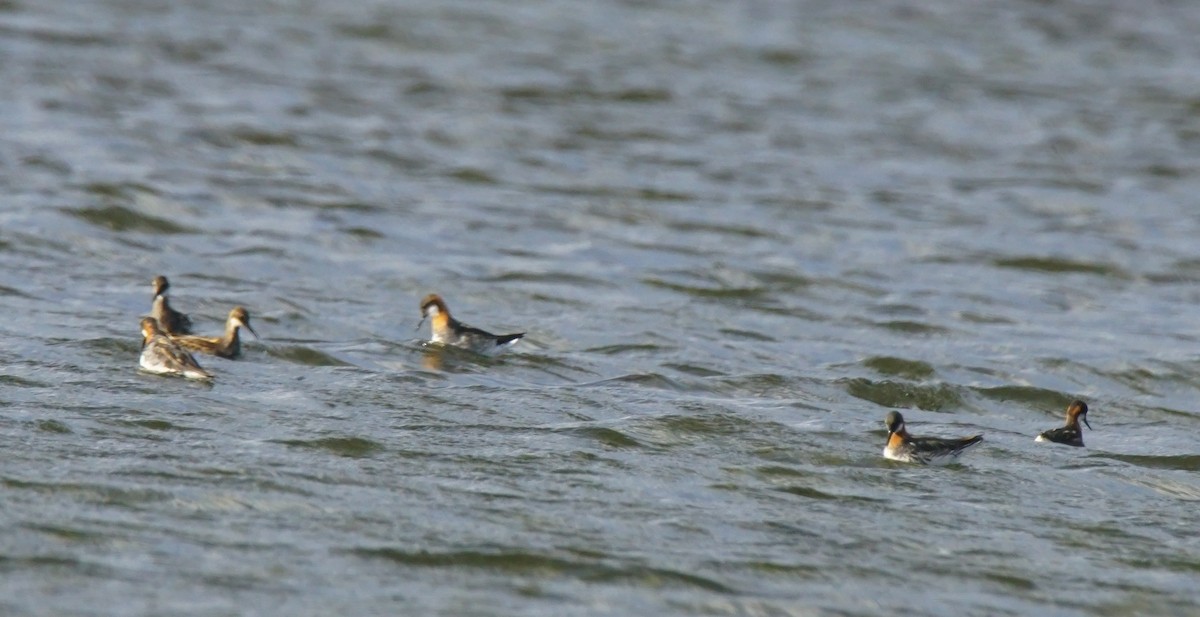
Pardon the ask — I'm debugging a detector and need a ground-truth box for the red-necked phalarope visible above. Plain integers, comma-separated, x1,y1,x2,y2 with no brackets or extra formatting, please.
418,293,524,354
139,317,213,380
151,275,193,335
883,410,982,464
1036,400,1091,447
173,306,258,359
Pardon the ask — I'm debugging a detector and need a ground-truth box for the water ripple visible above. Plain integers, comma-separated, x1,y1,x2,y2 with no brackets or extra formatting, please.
842,378,963,411
350,548,734,593
65,206,193,234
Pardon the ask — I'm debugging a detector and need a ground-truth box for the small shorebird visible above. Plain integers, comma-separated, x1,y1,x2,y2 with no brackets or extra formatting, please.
139,317,213,380
172,306,258,359
1036,400,1091,447
418,293,524,354
151,275,193,335
883,411,983,464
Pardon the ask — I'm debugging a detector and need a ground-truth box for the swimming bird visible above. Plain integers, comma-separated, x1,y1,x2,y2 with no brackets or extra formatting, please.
151,275,193,335
418,293,524,354
139,317,213,380
883,410,983,464
1036,400,1091,447
172,306,258,359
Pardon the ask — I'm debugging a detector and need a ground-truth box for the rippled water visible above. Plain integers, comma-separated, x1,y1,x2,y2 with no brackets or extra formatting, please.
3,0,1200,615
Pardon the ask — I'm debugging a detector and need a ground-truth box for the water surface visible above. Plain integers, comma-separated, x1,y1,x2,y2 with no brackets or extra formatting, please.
2,1,1200,615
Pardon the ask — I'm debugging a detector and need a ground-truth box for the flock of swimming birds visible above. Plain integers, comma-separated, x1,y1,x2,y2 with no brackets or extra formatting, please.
882,400,1091,464
140,275,1092,465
